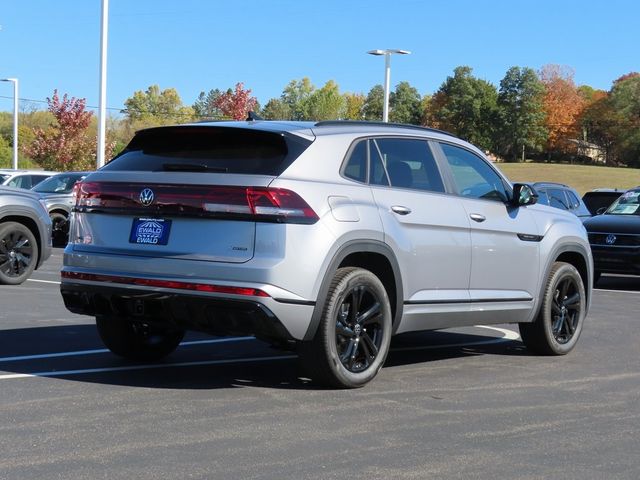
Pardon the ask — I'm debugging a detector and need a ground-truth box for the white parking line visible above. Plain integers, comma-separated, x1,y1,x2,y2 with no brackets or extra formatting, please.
0,326,519,381
26,278,61,285
0,337,255,363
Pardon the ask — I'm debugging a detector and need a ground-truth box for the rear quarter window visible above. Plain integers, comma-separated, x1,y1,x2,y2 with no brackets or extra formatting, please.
104,126,312,175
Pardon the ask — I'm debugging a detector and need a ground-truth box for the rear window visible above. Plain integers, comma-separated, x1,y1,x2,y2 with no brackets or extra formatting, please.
103,126,312,175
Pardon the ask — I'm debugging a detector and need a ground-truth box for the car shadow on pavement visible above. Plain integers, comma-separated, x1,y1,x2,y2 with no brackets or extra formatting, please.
0,324,527,391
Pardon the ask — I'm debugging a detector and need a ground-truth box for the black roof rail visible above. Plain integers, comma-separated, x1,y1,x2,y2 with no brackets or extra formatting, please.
532,181,570,188
313,120,455,137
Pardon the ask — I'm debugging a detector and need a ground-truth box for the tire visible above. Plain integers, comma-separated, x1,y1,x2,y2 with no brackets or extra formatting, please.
96,315,185,361
0,221,39,285
300,267,392,388
519,262,586,355
50,212,69,247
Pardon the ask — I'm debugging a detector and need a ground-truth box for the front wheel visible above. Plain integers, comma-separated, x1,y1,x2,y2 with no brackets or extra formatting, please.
0,221,39,285
96,315,185,361
519,262,586,355
300,267,392,388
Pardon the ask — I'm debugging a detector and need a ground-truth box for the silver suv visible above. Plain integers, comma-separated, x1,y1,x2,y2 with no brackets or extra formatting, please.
60,121,593,388
0,186,52,284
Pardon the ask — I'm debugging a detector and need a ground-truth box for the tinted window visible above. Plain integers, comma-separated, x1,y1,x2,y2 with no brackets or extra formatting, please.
370,141,389,186
33,173,86,194
548,188,569,210
566,190,580,209
440,143,509,202
104,126,312,175
536,189,550,205
7,175,29,188
343,141,367,183
372,138,445,193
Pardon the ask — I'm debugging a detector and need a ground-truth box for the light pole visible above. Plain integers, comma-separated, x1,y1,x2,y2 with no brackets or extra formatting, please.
1,78,19,169
97,0,109,168
367,49,411,122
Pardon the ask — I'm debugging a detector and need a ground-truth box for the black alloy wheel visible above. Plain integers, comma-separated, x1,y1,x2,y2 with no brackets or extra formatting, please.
550,276,582,345
300,267,392,388
519,262,586,355
335,285,384,373
0,222,38,285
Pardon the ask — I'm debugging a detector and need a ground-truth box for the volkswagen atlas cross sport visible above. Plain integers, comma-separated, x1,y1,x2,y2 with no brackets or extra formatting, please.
60,120,593,388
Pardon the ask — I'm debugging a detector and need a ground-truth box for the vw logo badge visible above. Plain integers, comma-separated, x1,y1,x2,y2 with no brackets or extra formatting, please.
605,234,617,245
139,188,155,206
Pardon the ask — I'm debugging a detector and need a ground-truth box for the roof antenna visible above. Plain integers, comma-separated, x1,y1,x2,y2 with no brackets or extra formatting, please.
246,111,263,121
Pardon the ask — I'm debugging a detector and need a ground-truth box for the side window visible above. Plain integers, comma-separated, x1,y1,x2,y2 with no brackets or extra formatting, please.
536,189,550,206
548,188,569,210
370,141,389,186
8,176,28,188
440,143,509,202
372,138,445,193
31,175,47,187
566,190,580,210
343,141,367,183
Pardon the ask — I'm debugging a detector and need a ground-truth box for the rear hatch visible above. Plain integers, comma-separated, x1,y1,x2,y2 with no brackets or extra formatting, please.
71,124,315,263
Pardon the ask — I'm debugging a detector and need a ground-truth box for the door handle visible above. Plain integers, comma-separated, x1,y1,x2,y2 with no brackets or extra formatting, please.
470,213,486,223
391,205,412,215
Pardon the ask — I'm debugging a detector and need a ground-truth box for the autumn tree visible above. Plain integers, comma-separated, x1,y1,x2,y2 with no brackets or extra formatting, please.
24,90,112,171
428,66,498,150
213,82,258,120
0,135,11,168
539,65,585,158
496,66,547,161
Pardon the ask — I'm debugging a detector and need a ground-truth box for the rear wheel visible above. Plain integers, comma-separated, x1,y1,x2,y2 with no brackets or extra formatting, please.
519,262,585,355
96,315,185,361
300,267,392,388
0,221,39,285
50,212,69,247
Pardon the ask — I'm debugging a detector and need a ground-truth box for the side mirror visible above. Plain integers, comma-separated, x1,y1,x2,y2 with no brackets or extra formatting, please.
511,183,538,207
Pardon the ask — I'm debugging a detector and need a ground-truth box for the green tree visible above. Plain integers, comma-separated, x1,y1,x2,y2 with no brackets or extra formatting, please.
608,75,640,167
192,89,223,120
496,66,547,161
307,80,345,120
389,81,422,124
343,93,366,120
281,78,315,120
261,98,291,120
123,85,194,125
363,85,384,121
428,66,498,150
0,135,11,168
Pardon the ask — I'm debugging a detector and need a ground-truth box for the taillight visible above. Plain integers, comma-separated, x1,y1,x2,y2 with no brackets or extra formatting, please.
75,182,319,224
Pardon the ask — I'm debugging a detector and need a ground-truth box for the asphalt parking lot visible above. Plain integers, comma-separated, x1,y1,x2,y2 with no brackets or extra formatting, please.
1,249,639,479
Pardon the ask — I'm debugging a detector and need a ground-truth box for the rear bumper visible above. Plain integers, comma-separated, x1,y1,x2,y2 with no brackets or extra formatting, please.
61,281,313,343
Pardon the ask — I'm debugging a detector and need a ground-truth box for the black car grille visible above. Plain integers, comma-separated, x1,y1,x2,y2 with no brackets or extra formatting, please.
588,232,640,247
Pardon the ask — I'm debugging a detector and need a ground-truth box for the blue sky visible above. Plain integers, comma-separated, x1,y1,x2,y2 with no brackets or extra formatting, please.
1,0,638,114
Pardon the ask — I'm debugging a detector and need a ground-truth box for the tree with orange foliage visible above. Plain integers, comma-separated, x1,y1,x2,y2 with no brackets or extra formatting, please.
539,65,585,158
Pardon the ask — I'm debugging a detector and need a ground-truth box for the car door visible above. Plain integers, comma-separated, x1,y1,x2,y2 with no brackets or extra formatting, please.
363,137,473,333
436,142,540,324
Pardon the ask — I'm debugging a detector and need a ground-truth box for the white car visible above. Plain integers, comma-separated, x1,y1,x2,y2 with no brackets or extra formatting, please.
0,169,58,189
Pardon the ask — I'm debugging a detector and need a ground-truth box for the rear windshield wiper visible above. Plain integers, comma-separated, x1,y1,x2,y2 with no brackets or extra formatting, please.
160,163,228,173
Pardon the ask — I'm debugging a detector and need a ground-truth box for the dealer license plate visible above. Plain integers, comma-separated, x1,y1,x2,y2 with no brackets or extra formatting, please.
129,218,172,245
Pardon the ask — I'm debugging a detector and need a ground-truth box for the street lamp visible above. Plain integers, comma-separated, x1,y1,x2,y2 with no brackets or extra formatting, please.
367,49,411,122
1,78,19,169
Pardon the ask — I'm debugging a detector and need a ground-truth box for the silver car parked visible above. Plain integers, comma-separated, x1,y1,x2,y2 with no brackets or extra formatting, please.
0,186,52,284
60,121,593,388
